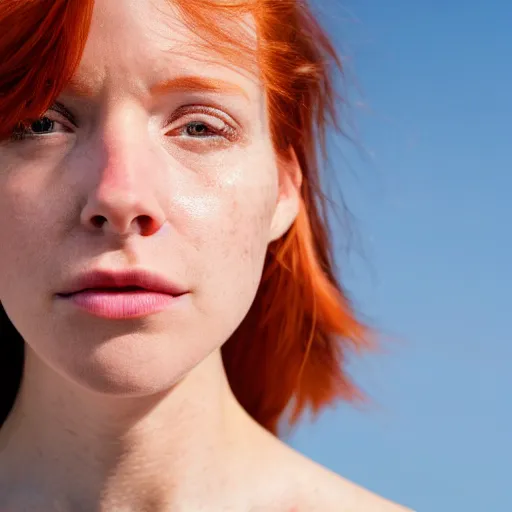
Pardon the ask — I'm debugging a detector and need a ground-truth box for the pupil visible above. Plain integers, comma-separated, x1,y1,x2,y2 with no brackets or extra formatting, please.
187,123,207,136
31,117,54,133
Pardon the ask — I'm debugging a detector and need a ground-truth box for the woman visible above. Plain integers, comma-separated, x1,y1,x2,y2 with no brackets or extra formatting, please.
0,0,412,510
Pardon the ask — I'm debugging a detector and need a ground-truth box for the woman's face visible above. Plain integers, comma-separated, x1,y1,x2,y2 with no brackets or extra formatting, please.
0,0,299,394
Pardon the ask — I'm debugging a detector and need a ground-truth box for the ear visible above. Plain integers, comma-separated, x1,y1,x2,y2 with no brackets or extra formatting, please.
269,146,302,242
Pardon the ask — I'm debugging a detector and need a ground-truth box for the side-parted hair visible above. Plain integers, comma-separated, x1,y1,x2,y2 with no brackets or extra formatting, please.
0,0,370,435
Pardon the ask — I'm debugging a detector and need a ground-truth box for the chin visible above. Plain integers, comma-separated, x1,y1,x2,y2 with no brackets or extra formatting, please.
69,359,186,397
47,330,212,398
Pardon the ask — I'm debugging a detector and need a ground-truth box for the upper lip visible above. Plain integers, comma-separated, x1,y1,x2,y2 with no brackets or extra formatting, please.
57,269,187,296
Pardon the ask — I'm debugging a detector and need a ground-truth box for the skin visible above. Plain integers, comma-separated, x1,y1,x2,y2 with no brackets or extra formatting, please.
0,0,412,510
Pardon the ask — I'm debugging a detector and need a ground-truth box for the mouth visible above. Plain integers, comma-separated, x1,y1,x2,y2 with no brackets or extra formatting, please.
56,269,188,319
57,268,187,296
59,285,151,296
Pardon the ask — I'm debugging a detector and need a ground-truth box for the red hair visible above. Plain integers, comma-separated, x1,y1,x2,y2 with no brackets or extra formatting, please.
0,0,371,434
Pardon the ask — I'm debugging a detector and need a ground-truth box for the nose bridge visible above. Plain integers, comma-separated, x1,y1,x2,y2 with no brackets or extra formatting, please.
81,109,166,236
98,104,147,188
99,129,142,198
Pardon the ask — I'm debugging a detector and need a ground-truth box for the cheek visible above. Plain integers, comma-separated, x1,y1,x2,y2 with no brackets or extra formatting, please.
220,194,271,281
175,156,278,321
0,158,65,296
205,168,275,260
0,202,42,307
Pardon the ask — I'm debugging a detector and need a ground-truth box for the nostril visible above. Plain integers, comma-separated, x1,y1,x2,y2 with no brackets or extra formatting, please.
138,215,154,234
91,215,107,228
86,213,161,235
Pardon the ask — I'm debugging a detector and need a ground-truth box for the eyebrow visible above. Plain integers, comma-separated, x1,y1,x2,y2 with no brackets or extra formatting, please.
65,78,95,97
150,76,250,100
65,75,250,100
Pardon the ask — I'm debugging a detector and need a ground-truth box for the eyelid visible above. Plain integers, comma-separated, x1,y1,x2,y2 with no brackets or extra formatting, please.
165,104,238,128
163,104,241,142
48,102,77,126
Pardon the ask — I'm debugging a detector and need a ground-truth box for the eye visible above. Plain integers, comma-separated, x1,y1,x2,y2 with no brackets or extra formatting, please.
10,104,75,142
29,117,60,134
177,120,236,140
165,105,239,143
11,118,60,141
183,121,217,138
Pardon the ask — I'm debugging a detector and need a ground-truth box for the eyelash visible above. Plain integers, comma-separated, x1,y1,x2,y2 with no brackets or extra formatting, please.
10,107,238,143
168,119,237,141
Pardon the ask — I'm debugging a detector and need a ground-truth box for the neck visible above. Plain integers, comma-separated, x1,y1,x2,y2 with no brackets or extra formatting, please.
0,345,262,511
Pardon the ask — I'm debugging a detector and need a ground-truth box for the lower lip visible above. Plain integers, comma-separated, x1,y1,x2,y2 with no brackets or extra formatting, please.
57,290,183,319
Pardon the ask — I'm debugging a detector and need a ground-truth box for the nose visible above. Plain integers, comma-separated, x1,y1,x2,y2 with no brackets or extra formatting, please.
80,129,167,237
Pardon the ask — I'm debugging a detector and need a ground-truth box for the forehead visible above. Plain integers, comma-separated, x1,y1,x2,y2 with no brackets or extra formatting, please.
70,0,261,101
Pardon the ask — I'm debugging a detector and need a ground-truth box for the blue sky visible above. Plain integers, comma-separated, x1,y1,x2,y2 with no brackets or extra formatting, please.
289,2,512,510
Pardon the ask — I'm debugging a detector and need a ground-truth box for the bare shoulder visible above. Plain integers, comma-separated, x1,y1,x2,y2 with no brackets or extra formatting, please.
269,442,414,512
296,459,413,511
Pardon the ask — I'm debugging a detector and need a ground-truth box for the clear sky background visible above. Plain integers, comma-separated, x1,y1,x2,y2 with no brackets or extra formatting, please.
288,2,512,511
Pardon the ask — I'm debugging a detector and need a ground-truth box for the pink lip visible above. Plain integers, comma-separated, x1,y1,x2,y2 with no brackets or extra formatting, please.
56,269,188,319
